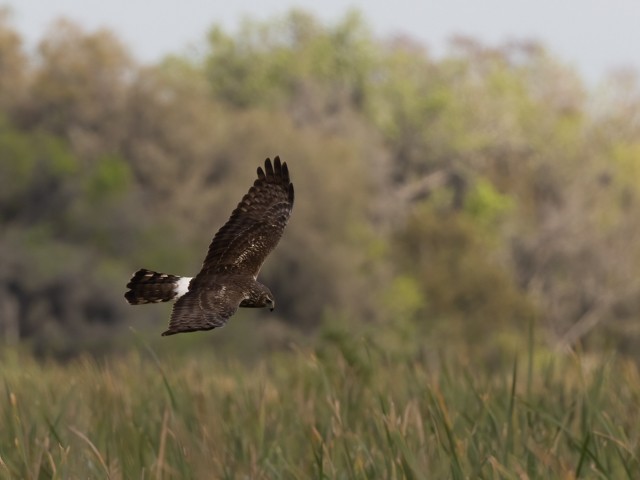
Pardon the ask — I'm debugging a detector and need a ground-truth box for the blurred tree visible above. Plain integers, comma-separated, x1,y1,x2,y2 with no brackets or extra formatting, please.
1,9,640,360
392,190,533,355
18,19,134,160
205,9,374,115
0,8,27,115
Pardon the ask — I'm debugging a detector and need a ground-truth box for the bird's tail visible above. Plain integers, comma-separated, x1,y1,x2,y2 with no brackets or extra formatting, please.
124,269,192,305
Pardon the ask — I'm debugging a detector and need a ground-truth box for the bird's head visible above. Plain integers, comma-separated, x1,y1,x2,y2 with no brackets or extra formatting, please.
263,292,275,312
243,283,276,311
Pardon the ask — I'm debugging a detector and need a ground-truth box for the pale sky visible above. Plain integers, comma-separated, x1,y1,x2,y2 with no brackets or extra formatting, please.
5,0,640,84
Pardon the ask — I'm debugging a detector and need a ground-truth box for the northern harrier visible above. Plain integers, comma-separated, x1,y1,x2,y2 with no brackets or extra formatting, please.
125,157,294,335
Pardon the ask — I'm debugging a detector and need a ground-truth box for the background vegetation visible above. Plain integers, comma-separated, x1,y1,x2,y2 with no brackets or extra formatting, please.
1,7,640,477
3,8,640,360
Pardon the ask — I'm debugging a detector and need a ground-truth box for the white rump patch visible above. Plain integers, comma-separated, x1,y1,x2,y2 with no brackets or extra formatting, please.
174,277,192,298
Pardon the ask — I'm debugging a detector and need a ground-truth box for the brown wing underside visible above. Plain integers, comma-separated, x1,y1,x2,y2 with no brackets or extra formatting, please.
199,156,294,278
162,284,244,336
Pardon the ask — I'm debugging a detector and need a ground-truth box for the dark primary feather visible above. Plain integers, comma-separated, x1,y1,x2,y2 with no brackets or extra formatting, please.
199,156,294,278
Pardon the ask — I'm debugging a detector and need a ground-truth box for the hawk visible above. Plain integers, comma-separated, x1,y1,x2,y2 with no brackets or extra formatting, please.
124,156,294,335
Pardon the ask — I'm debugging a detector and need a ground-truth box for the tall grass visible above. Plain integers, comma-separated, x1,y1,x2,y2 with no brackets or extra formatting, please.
0,331,639,479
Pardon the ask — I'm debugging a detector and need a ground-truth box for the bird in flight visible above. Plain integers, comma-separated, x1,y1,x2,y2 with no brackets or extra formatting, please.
125,156,294,335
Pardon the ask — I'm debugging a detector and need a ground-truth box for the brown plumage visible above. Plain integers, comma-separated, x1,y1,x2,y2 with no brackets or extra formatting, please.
124,156,294,335
125,269,183,304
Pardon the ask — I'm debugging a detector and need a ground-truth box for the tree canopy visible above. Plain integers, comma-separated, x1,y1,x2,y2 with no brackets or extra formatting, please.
2,9,640,360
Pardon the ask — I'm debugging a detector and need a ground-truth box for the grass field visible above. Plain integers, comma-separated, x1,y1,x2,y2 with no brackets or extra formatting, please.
1,329,639,479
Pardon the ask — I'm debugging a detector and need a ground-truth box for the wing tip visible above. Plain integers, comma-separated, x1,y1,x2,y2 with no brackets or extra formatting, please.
261,155,291,185
264,157,275,176
258,155,283,180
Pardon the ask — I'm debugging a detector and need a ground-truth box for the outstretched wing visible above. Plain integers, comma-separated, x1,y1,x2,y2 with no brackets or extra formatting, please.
162,284,244,336
198,156,294,278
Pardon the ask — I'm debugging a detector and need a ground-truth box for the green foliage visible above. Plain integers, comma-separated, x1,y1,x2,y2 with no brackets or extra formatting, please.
1,8,640,358
382,274,424,322
0,122,36,200
0,122,77,222
0,342,638,478
205,9,375,110
85,153,132,202
464,178,514,232
393,200,534,358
